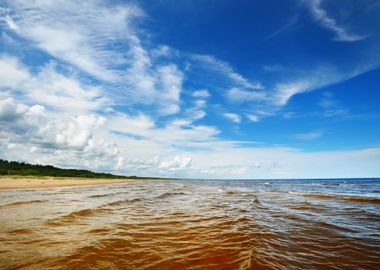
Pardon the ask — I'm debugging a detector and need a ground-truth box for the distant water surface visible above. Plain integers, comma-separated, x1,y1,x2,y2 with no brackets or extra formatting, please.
0,178,379,269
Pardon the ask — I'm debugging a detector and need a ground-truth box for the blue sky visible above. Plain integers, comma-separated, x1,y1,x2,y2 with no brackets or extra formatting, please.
0,0,379,178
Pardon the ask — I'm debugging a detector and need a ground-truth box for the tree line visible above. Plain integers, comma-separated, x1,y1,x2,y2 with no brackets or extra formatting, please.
0,159,137,179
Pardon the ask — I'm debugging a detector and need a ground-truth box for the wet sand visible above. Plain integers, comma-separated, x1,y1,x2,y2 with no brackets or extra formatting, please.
0,177,137,189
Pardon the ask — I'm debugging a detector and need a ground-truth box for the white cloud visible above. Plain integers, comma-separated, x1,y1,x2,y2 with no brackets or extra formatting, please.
114,35,184,115
306,0,367,42
0,97,105,150
270,60,380,107
317,92,350,118
194,99,207,109
108,112,219,144
273,80,312,106
158,156,193,171
294,131,323,141
0,55,30,88
29,65,107,113
151,45,172,58
1,1,184,115
0,7,18,30
0,97,123,171
109,113,155,134
226,87,267,103
246,114,259,122
192,90,210,98
156,64,183,115
190,110,207,121
319,92,335,108
159,146,380,179
0,56,107,113
223,113,241,123
2,0,143,81
1,97,379,178
191,54,262,89
0,97,28,121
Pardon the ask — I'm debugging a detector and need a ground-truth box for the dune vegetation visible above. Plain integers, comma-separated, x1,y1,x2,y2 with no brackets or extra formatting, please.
0,159,139,179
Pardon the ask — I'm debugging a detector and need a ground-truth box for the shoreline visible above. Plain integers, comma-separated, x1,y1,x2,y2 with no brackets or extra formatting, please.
0,177,142,189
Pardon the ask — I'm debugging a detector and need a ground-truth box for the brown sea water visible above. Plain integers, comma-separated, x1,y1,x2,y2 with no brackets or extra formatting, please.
0,179,379,270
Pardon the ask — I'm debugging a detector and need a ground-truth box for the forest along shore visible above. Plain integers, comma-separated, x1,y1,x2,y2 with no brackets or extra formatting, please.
0,160,166,189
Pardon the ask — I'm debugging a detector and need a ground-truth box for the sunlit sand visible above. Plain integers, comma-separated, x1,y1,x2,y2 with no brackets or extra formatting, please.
0,177,137,189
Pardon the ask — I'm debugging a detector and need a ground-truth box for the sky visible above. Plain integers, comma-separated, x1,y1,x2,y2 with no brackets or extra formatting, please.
0,0,379,179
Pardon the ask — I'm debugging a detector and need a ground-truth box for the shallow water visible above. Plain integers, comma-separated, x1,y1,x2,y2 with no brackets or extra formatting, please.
1,179,379,269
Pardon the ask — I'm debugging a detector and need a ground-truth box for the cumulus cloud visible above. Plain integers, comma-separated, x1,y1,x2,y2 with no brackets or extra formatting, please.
0,97,106,150
223,113,241,123
158,156,193,171
0,97,123,171
0,97,28,122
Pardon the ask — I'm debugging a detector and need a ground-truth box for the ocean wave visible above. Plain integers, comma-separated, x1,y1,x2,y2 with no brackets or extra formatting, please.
8,228,35,235
106,198,142,207
157,191,186,199
288,191,380,203
60,208,97,221
45,206,113,226
288,204,326,213
88,193,116,198
1,200,48,207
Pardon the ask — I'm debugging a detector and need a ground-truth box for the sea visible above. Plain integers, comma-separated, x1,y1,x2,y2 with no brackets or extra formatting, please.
0,178,379,269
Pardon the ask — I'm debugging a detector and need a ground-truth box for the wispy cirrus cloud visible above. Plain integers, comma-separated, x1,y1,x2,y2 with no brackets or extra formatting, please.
293,131,323,141
0,55,106,113
0,55,30,88
0,0,185,116
316,92,350,118
1,0,142,82
225,87,267,103
262,15,299,41
271,59,380,107
190,54,263,90
305,0,367,42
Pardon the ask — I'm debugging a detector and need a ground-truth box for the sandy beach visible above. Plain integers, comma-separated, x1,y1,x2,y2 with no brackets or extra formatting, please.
0,177,137,189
